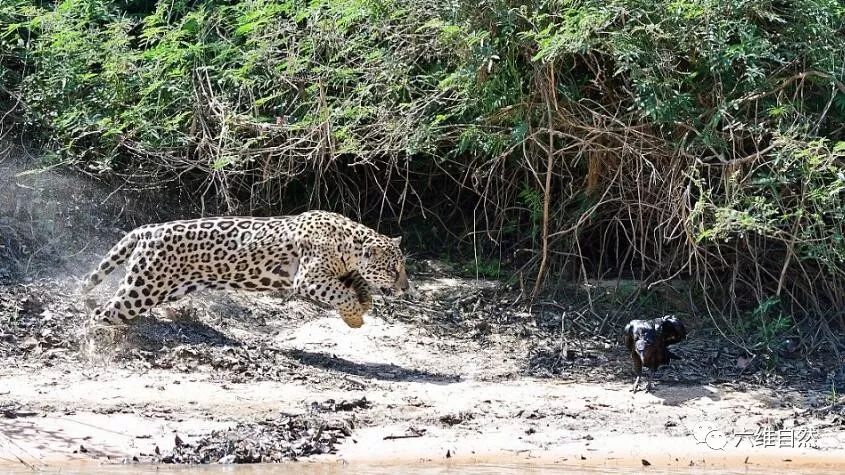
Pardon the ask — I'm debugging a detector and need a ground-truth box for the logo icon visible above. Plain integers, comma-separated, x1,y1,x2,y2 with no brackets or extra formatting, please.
690,421,729,450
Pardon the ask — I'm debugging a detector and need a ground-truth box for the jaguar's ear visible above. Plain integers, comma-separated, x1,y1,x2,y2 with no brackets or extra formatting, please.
392,236,402,246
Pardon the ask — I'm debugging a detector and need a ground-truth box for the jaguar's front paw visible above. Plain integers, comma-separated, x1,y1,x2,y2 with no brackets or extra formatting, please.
340,312,364,328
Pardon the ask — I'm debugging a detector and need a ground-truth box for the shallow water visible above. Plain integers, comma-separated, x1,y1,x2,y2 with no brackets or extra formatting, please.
4,463,844,475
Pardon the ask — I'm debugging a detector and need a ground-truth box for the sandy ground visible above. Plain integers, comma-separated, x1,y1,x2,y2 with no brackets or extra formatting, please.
1,273,844,473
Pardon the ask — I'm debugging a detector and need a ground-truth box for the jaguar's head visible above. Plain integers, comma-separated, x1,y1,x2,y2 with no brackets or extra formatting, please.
359,235,409,297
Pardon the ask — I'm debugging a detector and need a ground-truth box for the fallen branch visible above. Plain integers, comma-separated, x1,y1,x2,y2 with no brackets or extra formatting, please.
383,428,426,440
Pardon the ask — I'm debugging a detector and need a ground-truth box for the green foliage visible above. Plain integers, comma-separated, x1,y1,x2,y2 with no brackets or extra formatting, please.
739,297,793,352
519,184,542,245
827,378,840,405
3,0,457,166
691,135,845,273
6,0,843,165
463,257,502,280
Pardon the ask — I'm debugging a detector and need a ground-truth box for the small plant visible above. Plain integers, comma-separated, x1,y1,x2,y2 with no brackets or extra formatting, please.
519,185,542,246
826,378,840,406
741,297,793,354
464,257,502,280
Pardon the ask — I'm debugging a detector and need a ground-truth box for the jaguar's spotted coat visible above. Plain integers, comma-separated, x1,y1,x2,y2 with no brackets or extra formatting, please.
81,210,409,328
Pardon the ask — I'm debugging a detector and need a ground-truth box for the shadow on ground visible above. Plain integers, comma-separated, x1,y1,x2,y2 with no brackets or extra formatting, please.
121,315,242,351
282,348,461,384
653,383,723,406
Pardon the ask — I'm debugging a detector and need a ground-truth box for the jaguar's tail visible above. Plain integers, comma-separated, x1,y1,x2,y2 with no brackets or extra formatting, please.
80,231,140,293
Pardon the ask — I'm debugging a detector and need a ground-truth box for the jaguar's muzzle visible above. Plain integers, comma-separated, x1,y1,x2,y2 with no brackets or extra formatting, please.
382,269,409,297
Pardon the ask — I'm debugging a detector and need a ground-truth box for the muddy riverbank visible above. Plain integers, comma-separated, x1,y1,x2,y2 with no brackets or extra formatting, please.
1,269,843,472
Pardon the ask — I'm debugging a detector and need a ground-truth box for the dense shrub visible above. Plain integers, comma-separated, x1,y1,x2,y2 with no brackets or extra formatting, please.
1,0,844,338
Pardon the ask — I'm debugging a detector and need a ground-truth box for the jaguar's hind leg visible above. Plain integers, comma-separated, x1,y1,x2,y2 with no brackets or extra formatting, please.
93,258,165,324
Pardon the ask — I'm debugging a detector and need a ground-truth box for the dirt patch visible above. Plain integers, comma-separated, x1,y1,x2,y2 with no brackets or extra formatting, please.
160,409,357,464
